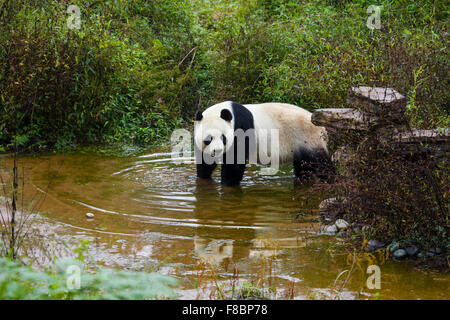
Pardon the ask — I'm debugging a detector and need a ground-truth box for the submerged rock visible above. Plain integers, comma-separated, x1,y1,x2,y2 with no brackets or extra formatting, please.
335,219,349,231
86,212,95,219
368,240,385,251
393,249,407,260
406,246,419,256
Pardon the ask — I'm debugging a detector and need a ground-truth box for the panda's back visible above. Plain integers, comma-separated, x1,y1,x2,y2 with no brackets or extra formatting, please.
243,102,312,129
243,103,328,164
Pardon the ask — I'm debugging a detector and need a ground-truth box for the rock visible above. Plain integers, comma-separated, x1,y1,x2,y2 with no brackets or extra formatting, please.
429,247,442,255
335,219,349,231
336,232,346,238
417,252,424,259
393,249,407,260
388,242,402,253
406,246,419,256
425,247,443,256
86,212,95,219
368,240,385,251
323,217,333,223
324,224,338,234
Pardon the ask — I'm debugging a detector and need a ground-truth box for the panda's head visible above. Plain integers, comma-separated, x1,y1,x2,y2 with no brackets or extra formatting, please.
194,105,235,158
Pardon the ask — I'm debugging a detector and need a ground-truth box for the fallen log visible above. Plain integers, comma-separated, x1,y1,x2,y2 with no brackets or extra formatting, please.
311,108,379,130
392,128,450,144
391,129,450,154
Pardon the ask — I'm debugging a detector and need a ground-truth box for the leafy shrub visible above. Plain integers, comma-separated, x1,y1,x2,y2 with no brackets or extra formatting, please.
193,0,448,125
0,0,447,151
0,0,194,150
0,257,178,299
322,127,449,252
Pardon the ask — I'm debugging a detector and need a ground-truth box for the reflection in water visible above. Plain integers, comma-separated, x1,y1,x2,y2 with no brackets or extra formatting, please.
0,150,448,299
194,238,233,266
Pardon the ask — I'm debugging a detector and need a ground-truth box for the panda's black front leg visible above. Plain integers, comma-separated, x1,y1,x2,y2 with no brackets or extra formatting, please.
221,164,246,186
194,143,217,179
196,162,217,179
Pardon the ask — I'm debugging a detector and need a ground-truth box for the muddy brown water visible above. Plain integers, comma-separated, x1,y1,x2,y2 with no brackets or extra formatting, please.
0,150,448,299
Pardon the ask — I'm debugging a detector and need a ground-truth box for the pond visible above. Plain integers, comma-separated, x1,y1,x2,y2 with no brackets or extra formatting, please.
0,150,448,299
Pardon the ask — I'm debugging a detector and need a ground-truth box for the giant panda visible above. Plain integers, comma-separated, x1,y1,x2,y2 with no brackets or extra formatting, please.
194,101,330,186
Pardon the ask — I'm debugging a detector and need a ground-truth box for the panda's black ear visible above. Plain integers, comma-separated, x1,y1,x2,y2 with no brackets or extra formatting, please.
220,109,233,122
195,110,203,121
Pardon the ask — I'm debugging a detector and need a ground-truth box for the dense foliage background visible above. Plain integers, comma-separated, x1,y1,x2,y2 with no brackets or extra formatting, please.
0,0,448,151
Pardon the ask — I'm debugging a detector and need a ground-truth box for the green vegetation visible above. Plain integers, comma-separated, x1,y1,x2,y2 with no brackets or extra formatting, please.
0,0,448,291
0,0,448,151
0,257,178,299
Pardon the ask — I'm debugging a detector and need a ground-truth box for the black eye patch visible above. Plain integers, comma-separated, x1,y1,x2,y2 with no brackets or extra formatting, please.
221,134,227,145
203,135,212,146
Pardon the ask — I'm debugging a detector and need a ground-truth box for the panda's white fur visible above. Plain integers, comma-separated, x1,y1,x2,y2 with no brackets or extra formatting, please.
194,101,328,165
245,102,328,164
